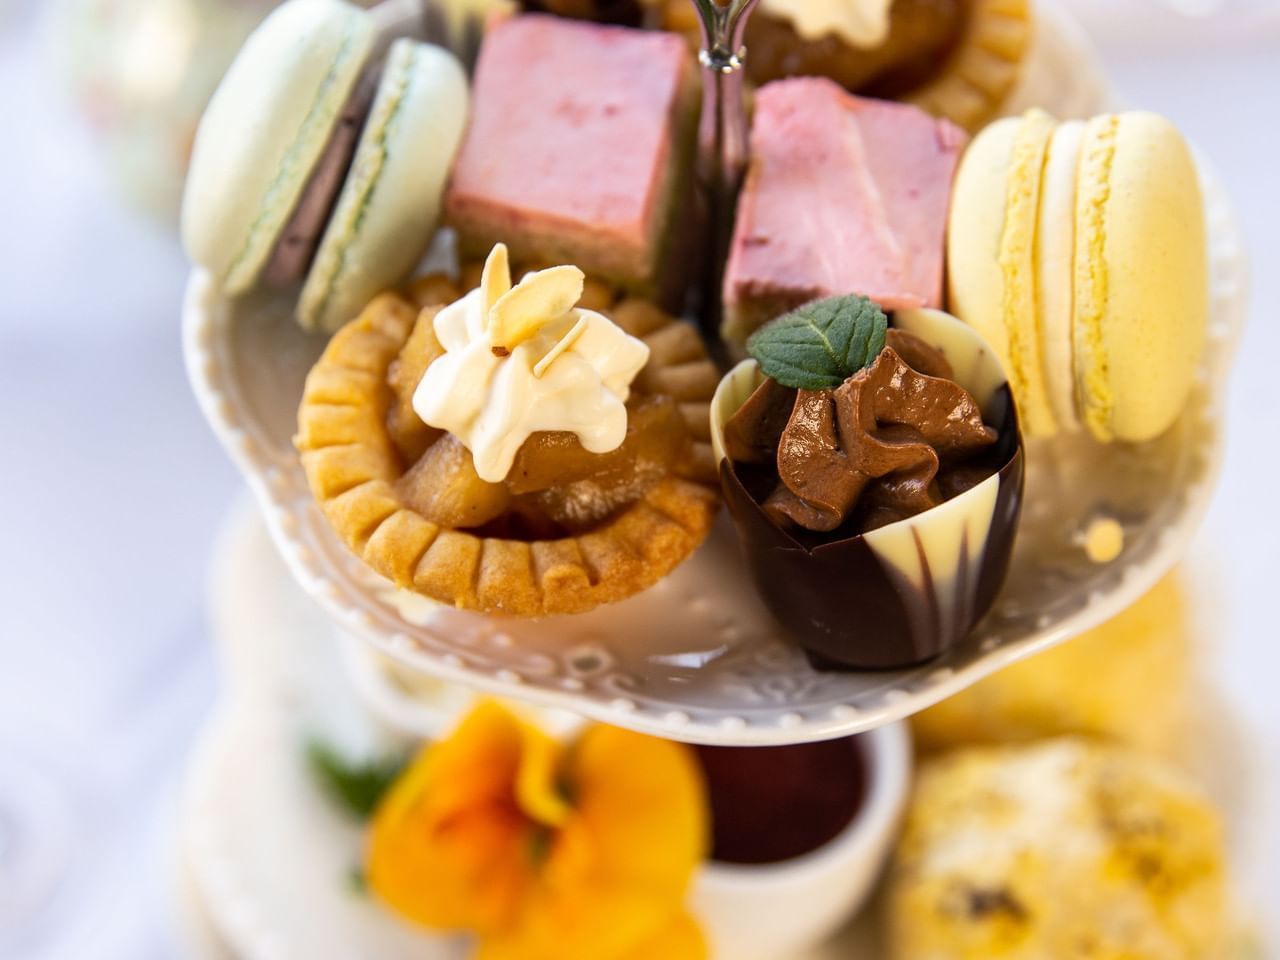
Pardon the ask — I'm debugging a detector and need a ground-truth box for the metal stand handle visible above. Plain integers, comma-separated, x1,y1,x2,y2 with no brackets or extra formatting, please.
690,0,758,334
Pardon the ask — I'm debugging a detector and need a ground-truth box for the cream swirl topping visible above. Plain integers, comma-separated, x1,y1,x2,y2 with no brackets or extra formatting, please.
760,0,893,49
412,244,650,483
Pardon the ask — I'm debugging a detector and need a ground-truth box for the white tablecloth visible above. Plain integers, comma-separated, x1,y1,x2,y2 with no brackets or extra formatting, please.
1,2,1277,956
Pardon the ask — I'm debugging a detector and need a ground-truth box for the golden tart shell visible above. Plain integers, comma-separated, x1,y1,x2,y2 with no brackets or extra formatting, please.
296,281,720,617
904,0,1033,131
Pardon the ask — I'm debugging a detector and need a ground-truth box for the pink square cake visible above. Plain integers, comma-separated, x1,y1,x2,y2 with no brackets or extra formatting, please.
445,15,698,293
722,77,968,342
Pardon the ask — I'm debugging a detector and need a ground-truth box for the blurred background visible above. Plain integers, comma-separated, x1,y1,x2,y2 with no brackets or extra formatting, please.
0,0,1277,957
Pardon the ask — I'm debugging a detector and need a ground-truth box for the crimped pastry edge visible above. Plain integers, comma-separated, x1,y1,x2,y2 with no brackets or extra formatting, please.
296,282,720,616
906,0,1034,132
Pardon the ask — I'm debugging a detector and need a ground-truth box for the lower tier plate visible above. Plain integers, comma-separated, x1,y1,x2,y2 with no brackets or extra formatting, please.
177,499,1271,959
183,501,890,958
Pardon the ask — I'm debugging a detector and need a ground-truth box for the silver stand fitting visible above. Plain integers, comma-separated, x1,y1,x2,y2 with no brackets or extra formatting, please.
690,0,758,331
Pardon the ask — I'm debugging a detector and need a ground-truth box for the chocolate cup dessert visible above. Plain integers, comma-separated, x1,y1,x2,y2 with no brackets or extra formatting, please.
711,308,1024,669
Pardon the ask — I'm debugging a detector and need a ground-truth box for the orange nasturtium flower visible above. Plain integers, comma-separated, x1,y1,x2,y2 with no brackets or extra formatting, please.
366,702,709,960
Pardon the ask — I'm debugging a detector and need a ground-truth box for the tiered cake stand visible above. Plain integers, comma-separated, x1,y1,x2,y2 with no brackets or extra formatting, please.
175,3,1262,956
181,12,1247,742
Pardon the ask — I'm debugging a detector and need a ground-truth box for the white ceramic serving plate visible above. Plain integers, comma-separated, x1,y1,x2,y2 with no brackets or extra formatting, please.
178,500,1270,960
184,501,909,959
182,4,1247,745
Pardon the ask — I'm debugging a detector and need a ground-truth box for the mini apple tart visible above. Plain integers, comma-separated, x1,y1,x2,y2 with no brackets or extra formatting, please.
296,244,720,616
712,297,1024,669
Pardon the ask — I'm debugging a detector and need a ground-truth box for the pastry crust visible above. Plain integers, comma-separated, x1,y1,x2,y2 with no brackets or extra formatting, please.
905,0,1032,132
296,276,720,616
663,0,1031,132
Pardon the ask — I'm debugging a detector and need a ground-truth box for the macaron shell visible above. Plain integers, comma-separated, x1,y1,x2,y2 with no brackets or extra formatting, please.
997,109,1057,437
947,112,1057,437
1073,112,1207,442
181,0,374,295
1034,119,1085,433
947,117,1019,372
299,40,470,333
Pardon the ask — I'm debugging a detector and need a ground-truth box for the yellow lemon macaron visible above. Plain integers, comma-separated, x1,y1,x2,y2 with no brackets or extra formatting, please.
947,109,1208,442
1073,112,1208,442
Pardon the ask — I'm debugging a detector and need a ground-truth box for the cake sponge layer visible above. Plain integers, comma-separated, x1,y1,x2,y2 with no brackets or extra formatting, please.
724,78,967,345
444,15,697,296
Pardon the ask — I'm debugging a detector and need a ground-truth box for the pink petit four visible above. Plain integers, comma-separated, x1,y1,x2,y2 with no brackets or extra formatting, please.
723,77,968,342
445,15,698,296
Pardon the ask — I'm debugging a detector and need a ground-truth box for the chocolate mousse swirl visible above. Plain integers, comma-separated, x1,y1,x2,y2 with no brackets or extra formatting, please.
726,329,996,533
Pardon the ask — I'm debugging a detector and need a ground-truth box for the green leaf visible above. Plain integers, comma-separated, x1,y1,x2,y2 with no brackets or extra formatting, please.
306,738,408,820
746,295,888,390
347,867,369,895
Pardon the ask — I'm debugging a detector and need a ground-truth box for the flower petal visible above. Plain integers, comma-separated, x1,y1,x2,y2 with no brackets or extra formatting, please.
564,725,708,894
366,708,710,960
515,720,573,829
477,896,705,960
366,702,535,933
617,911,706,960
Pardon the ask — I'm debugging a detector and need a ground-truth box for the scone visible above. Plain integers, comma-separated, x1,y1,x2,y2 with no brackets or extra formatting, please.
296,245,720,616
911,572,1192,758
888,738,1230,960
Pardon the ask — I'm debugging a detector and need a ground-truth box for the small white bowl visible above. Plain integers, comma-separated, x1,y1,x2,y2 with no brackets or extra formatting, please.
692,722,912,960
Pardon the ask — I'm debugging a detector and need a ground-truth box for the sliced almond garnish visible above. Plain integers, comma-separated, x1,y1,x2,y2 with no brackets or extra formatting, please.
487,264,585,354
533,315,589,379
480,243,512,315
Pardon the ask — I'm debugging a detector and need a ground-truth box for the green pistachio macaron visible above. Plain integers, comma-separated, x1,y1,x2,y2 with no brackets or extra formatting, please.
181,0,374,296
181,0,470,333
299,38,469,333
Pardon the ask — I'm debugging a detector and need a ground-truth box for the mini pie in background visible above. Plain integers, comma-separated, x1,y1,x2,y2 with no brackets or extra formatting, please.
661,0,1032,132
295,248,720,617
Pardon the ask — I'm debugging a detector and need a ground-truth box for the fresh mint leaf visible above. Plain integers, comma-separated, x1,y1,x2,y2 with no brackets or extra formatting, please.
306,738,407,820
746,295,888,391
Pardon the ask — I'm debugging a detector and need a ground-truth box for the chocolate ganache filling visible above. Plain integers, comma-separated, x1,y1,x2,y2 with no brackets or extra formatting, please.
725,329,998,535
262,63,382,289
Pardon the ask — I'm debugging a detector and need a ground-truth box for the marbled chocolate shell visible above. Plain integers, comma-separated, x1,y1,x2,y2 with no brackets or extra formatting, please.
711,309,1025,669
